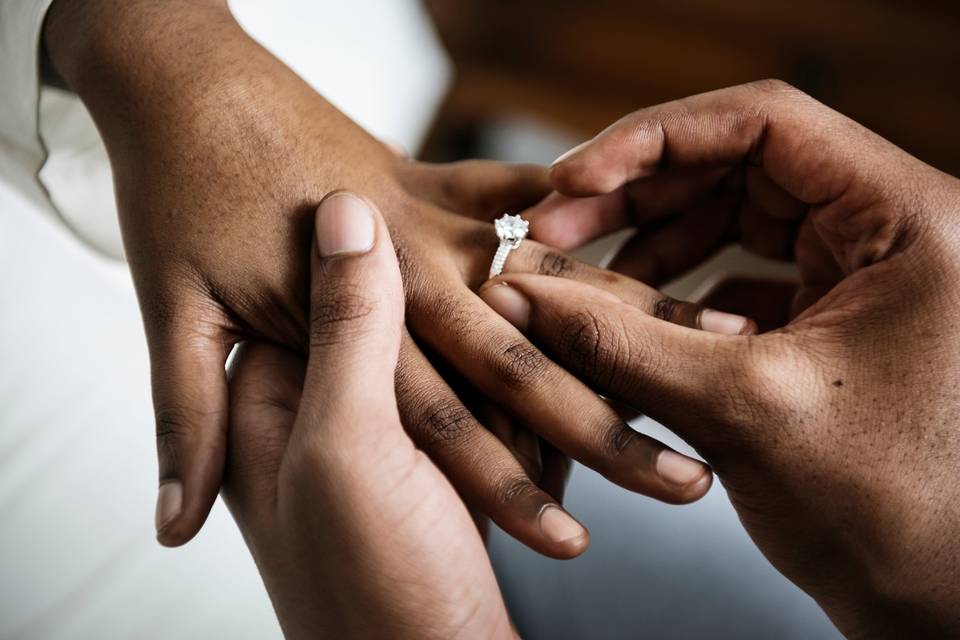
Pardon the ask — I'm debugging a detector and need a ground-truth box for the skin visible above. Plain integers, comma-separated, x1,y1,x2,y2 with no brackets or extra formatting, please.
223,194,512,639
43,0,730,555
480,80,960,638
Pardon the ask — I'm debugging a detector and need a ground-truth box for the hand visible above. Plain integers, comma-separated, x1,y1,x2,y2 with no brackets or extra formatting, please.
44,0,724,554
525,81,850,326
482,81,960,637
223,194,512,639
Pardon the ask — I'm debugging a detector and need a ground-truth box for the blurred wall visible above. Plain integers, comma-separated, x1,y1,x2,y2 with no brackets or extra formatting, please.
422,0,960,175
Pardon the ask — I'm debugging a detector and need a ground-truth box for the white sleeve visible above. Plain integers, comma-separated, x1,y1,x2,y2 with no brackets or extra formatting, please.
0,0,57,214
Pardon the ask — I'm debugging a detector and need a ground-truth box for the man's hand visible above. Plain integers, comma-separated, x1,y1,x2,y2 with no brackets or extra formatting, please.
483,81,960,637
223,193,513,639
44,0,731,553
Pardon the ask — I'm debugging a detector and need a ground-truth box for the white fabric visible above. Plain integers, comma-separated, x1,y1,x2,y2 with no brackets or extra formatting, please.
0,183,280,638
0,0,56,213
1,1,450,637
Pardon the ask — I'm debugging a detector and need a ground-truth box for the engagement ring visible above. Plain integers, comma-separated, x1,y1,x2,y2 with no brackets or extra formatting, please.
489,214,529,278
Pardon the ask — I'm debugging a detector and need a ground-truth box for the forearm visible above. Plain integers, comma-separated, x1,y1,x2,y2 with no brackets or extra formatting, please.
42,0,395,227
45,1,299,148
44,0,242,114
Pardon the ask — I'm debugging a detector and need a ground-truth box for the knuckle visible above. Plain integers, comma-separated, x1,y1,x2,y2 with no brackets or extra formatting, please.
154,403,225,472
418,395,479,447
495,341,552,391
155,405,190,438
653,296,680,322
559,311,605,378
492,472,540,507
308,283,375,349
654,296,702,328
155,406,191,473
600,422,639,460
537,251,579,279
557,310,627,390
394,339,483,451
721,337,809,426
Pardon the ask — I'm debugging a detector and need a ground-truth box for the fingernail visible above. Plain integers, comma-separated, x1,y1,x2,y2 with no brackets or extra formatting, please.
155,481,182,532
551,139,591,166
480,283,530,331
315,192,376,257
700,309,755,336
540,505,586,544
656,450,707,486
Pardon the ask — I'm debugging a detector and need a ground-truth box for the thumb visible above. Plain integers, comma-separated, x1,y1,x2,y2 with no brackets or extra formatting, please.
480,274,795,454
295,191,405,440
150,313,230,547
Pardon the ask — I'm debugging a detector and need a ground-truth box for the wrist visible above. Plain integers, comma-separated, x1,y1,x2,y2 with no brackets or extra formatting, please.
45,0,234,86
43,0,258,143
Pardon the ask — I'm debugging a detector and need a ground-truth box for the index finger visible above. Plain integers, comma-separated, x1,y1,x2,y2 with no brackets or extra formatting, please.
549,79,890,208
480,273,799,458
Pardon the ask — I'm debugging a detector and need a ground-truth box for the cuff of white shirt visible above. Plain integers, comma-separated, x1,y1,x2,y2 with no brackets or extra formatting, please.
0,0,59,213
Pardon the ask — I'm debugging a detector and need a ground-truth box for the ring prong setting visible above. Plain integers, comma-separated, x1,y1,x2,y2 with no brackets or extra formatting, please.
490,214,529,278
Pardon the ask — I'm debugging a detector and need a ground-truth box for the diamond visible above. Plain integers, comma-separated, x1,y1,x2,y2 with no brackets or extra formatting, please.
494,214,529,244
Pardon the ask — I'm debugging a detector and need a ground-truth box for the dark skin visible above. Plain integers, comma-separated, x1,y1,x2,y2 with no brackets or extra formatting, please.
225,83,960,638
223,196,514,639
44,0,738,555
483,80,960,638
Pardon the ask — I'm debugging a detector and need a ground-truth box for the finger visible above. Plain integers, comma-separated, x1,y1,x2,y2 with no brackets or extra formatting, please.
395,333,588,559
526,168,726,251
410,288,713,505
606,196,736,286
793,217,845,319
508,239,756,336
700,277,798,332
399,329,545,482
224,342,305,523
525,190,629,251
296,192,405,444
549,79,880,210
407,160,552,220
743,165,806,222
737,166,805,261
481,273,784,453
474,401,544,482
149,304,231,547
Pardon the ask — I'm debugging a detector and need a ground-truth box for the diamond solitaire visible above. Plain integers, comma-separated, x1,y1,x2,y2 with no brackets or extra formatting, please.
489,214,529,278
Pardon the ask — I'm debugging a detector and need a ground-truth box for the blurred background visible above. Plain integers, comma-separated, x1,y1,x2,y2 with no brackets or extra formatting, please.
1,1,957,638
420,0,960,175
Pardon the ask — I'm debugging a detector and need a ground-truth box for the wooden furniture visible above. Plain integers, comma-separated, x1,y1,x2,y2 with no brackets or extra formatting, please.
421,0,960,175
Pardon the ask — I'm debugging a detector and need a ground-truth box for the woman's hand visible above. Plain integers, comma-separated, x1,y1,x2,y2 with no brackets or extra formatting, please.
45,0,728,553
483,81,960,637
223,194,513,639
